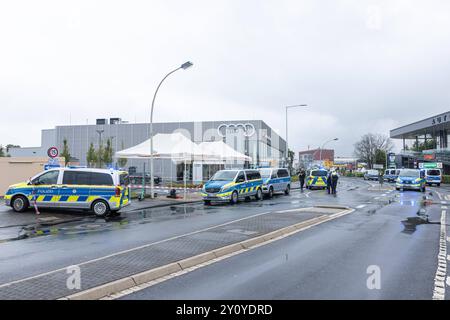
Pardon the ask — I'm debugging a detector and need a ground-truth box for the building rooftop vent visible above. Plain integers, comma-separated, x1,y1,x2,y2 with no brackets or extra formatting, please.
96,118,108,125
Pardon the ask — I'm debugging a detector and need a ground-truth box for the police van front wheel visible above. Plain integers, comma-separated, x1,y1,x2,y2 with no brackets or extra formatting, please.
230,191,238,205
268,187,274,198
284,185,290,195
255,188,262,200
12,195,29,213
92,200,110,217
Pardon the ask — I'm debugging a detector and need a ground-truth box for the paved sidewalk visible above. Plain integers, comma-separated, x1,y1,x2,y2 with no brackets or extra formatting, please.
0,206,344,299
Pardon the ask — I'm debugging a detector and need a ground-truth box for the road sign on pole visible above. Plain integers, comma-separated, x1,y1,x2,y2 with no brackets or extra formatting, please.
47,147,59,158
419,162,442,169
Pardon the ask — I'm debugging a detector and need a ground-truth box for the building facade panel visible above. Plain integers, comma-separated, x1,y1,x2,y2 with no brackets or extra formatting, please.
20,120,286,182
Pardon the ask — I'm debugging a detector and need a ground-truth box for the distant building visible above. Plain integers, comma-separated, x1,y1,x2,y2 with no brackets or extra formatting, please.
334,156,358,170
8,119,287,182
298,148,334,168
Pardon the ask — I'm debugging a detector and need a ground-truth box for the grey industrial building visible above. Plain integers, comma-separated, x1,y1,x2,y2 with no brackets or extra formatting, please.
10,119,287,182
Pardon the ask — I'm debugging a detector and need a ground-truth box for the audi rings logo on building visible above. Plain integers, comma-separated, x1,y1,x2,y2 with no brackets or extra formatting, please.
217,123,256,137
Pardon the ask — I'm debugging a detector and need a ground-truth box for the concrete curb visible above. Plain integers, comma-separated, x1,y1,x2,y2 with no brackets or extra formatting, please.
65,207,353,300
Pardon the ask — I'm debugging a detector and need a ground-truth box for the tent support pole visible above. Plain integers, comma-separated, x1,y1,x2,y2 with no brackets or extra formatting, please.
184,161,187,200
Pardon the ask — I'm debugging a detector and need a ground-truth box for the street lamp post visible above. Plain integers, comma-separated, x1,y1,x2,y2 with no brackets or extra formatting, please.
285,104,308,169
318,138,339,164
149,61,193,198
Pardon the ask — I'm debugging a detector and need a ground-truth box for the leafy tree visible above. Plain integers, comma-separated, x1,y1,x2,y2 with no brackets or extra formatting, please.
117,141,128,168
96,144,105,168
103,138,113,167
5,144,20,153
287,149,295,174
0,145,5,157
354,133,393,169
61,138,71,166
374,149,386,167
412,139,436,152
87,143,97,168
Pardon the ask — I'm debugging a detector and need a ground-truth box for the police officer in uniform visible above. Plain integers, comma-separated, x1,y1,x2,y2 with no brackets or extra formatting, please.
330,170,339,196
298,168,306,192
326,170,332,194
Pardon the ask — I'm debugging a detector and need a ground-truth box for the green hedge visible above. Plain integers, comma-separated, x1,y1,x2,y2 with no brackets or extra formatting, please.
442,175,450,184
342,172,364,178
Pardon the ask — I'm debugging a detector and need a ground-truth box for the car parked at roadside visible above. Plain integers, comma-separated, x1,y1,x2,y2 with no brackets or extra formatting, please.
364,169,379,181
201,169,263,205
4,168,130,216
395,169,426,192
258,168,291,198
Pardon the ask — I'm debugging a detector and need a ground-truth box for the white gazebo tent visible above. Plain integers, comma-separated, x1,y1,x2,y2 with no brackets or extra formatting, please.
115,132,201,198
115,132,199,160
195,141,252,162
115,133,253,197
193,141,252,182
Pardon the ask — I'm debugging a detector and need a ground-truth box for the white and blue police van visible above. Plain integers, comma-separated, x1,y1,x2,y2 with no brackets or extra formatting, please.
424,168,442,186
201,169,263,205
258,168,291,198
4,168,130,216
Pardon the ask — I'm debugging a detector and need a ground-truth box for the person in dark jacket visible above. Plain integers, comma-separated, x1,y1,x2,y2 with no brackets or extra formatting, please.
298,168,306,192
326,170,332,194
330,170,339,196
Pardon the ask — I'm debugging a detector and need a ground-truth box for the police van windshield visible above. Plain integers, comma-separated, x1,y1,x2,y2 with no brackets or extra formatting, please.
399,170,420,177
211,170,238,181
427,169,440,176
259,169,272,178
311,170,327,177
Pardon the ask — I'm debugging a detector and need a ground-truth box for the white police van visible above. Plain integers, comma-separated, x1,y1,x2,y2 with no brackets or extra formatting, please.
4,168,130,216
258,168,291,198
424,168,442,186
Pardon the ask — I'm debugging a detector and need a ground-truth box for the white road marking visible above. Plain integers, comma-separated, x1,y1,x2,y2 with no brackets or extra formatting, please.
291,201,300,204
442,206,448,209
356,204,366,209
442,201,447,205
432,210,447,300
446,195,450,201
374,197,380,200
304,192,311,198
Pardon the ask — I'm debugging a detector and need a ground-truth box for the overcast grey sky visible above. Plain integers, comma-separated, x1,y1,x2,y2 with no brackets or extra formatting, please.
1,0,450,156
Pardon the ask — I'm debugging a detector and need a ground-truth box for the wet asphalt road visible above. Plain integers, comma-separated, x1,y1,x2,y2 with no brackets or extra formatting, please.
120,180,450,300
0,177,448,299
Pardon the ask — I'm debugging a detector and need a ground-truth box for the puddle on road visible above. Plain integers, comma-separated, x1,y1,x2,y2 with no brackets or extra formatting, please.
401,216,429,234
1,204,208,242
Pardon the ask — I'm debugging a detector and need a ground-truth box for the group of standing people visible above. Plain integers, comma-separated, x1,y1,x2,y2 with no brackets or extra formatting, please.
297,168,339,196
